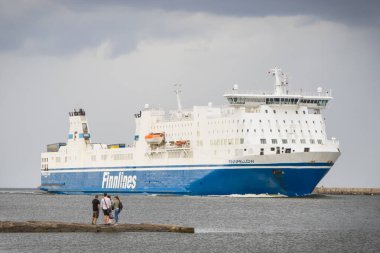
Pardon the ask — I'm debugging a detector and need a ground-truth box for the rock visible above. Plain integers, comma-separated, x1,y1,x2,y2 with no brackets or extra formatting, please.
0,221,194,233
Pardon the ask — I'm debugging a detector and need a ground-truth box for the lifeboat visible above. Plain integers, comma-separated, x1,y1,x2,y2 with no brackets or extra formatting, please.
145,133,165,145
175,140,188,147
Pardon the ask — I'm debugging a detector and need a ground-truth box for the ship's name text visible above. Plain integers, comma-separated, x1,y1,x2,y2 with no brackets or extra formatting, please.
102,172,137,189
228,160,255,164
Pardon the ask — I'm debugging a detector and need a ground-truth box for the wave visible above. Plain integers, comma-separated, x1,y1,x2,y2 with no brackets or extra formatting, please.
0,189,47,195
196,228,251,234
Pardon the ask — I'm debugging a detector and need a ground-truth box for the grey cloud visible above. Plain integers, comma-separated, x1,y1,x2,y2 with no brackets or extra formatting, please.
1,0,379,56
64,0,380,27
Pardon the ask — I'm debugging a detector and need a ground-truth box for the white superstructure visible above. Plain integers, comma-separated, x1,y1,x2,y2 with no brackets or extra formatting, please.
41,67,340,178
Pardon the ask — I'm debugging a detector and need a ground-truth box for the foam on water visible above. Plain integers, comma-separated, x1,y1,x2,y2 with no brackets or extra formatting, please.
228,193,286,198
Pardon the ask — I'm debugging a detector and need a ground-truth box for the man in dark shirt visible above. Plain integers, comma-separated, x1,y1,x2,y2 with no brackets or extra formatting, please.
92,195,100,225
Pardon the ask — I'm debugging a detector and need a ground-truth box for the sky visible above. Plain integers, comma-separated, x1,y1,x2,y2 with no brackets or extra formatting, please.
0,0,379,188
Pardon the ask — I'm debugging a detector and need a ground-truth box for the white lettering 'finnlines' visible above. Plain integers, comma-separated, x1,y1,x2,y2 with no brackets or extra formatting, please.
102,172,137,189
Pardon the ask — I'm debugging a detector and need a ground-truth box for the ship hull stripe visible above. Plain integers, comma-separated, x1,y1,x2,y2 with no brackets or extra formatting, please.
43,165,331,173
40,167,331,197
44,162,332,172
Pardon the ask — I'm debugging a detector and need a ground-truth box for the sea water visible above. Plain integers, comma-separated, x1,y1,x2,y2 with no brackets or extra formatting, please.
0,190,379,252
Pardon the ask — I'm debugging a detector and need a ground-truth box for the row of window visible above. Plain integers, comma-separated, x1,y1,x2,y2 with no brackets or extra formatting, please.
154,118,323,128
148,151,194,159
154,122,194,130
43,153,134,163
265,109,306,115
260,139,323,145
227,97,327,106
209,138,323,146
209,129,324,134
208,119,322,124
91,154,134,161
210,138,244,146
212,146,311,156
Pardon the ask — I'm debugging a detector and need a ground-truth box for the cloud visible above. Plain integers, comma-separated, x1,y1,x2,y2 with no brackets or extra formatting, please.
1,0,379,56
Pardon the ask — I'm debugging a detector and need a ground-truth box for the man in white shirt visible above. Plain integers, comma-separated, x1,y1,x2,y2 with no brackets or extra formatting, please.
101,193,112,224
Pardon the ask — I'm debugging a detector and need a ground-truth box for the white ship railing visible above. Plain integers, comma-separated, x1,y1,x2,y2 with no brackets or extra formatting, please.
224,90,332,98
324,139,340,146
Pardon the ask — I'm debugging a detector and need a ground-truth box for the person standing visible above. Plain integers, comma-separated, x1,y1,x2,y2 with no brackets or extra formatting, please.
91,195,100,225
107,195,114,223
101,193,112,224
113,196,122,224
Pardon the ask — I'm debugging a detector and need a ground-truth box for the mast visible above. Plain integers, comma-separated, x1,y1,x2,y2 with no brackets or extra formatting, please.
268,67,288,95
174,84,182,112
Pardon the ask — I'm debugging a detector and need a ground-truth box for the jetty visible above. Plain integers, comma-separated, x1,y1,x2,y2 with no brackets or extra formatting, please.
0,221,194,233
313,187,380,195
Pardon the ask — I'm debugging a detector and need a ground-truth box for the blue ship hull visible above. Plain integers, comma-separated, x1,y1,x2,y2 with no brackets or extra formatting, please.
40,163,331,196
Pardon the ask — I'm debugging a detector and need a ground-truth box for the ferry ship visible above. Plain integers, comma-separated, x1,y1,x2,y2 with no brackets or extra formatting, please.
40,68,340,196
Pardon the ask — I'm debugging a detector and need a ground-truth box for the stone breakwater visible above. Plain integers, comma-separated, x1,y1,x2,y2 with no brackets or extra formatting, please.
0,221,194,233
313,187,380,195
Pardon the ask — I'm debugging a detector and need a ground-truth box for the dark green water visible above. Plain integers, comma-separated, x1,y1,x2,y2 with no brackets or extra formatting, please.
0,191,379,252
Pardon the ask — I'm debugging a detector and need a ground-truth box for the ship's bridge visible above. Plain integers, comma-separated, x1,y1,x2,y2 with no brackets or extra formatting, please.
224,67,332,110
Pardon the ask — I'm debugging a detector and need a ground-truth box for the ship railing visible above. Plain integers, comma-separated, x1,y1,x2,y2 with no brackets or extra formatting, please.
147,145,191,153
224,90,332,98
324,139,340,146
157,112,194,122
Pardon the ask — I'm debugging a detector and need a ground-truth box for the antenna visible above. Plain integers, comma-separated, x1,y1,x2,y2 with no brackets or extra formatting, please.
174,84,182,112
